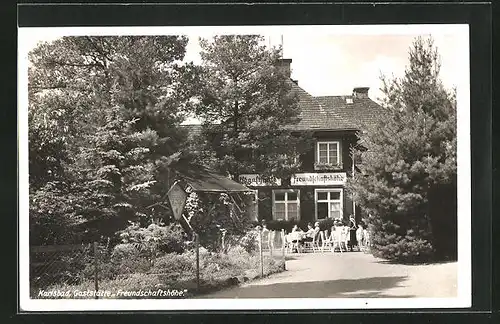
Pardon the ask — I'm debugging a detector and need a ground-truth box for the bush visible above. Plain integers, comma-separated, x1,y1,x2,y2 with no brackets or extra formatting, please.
149,253,197,280
366,213,435,263
111,243,142,260
118,222,187,255
317,218,335,231
264,219,309,232
237,230,259,253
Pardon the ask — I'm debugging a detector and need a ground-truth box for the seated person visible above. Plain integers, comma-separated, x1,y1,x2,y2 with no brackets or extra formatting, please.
290,225,304,252
302,223,315,243
313,221,321,237
290,225,302,242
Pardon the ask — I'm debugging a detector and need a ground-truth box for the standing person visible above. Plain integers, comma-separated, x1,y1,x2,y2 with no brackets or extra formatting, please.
348,215,357,251
356,223,364,251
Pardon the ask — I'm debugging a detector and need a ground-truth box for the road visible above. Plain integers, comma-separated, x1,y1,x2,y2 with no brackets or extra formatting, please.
198,251,457,298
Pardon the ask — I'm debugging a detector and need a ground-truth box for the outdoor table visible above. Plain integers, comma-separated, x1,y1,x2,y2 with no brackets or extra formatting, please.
289,231,307,252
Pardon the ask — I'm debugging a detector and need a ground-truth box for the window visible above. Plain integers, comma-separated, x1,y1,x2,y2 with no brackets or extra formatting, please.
272,189,300,221
315,189,343,220
317,141,340,165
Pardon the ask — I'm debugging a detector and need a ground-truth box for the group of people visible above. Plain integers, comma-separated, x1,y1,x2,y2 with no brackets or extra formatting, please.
257,215,370,253
285,215,370,253
289,221,321,246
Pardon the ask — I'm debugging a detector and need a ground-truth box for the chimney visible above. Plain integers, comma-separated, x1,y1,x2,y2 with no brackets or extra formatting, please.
353,87,370,99
277,58,292,79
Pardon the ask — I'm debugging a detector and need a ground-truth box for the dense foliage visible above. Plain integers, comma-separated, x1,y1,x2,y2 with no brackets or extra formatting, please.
347,37,457,263
184,189,254,251
28,36,194,245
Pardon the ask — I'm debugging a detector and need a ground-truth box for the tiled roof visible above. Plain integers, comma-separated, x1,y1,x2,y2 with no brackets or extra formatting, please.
288,82,385,131
179,124,203,141
285,83,356,131
181,82,385,133
313,95,386,131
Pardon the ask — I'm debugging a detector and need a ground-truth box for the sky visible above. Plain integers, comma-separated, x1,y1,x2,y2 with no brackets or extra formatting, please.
19,25,468,107
184,32,464,101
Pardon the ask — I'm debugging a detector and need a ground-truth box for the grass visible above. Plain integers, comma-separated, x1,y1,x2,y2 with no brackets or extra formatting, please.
31,247,285,299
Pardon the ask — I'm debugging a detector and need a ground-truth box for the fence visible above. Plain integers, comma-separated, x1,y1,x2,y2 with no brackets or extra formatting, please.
29,231,286,299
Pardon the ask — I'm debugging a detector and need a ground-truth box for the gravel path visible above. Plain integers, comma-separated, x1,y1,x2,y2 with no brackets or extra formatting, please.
199,252,457,298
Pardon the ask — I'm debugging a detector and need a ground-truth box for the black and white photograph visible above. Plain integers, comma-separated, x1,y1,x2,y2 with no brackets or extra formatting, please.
18,24,471,311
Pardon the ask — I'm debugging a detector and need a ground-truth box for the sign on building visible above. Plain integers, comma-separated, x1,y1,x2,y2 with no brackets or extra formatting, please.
291,172,347,186
167,181,187,220
238,174,282,187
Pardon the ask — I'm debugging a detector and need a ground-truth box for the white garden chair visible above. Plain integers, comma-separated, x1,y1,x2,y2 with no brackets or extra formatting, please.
302,234,315,252
321,230,333,252
331,226,349,253
331,228,345,253
262,230,276,252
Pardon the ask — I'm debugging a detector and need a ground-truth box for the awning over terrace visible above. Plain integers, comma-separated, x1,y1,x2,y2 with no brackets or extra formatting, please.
175,165,252,193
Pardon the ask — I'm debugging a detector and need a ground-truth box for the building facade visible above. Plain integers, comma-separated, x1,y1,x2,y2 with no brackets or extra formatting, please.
182,59,384,225
237,59,384,224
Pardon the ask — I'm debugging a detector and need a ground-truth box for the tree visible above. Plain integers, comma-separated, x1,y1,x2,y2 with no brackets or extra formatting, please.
184,189,254,251
189,35,312,179
28,36,194,244
347,37,457,262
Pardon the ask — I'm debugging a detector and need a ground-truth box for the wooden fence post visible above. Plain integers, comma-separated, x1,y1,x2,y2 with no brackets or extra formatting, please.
269,231,273,258
281,229,286,271
259,227,264,278
195,233,200,291
93,241,99,299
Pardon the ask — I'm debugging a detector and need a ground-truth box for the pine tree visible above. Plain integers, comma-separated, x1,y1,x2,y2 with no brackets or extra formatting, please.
189,35,312,179
347,37,457,262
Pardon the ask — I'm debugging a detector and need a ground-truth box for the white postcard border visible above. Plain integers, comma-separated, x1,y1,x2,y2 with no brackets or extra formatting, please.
18,24,471,311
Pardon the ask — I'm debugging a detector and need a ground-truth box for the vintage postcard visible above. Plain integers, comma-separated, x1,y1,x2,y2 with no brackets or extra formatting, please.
18,24,471,311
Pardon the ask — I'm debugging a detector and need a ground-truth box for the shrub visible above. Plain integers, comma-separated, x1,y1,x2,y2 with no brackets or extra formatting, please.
366,213,435,263
118,222,187,256
264,219,309,232
111,243,142,260
317,218,335,231
238,230,259,253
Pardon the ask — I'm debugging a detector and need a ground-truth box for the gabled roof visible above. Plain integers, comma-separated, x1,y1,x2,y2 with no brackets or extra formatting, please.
171,160,252,193
179,124,203,141
180,168,252,193
286,81,385,131
285,83,357,131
